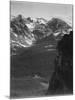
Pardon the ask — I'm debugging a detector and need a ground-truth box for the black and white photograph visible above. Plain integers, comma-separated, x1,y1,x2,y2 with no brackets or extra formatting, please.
10,1,73,99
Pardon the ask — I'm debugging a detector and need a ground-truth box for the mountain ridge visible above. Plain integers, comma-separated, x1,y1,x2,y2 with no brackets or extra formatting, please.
10,14,72,55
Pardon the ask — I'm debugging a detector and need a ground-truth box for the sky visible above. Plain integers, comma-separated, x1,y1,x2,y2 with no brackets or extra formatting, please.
10,1,73,21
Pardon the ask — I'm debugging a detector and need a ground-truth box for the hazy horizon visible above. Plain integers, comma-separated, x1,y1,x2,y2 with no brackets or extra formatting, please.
10,1,73,25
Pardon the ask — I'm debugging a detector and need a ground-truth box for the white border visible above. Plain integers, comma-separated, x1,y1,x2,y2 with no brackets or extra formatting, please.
0,0,74,100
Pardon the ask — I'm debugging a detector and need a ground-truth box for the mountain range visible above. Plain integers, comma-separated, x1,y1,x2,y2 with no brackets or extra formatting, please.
10,14,72,55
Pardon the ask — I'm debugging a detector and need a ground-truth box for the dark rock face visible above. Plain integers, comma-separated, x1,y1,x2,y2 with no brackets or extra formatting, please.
47,31,73,95
47,18,71,33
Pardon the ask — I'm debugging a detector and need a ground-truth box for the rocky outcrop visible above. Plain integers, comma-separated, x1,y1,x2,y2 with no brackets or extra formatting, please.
47,31,73,95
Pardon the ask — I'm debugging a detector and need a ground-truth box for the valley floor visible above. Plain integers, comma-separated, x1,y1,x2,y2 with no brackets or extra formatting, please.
10,76,49,98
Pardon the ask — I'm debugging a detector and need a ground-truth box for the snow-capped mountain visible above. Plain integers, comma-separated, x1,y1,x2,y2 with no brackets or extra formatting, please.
47,17,72,39
26,22,36,32
10,15,72,55
36,18,47,24
10,15,36,55
25,17,47,32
